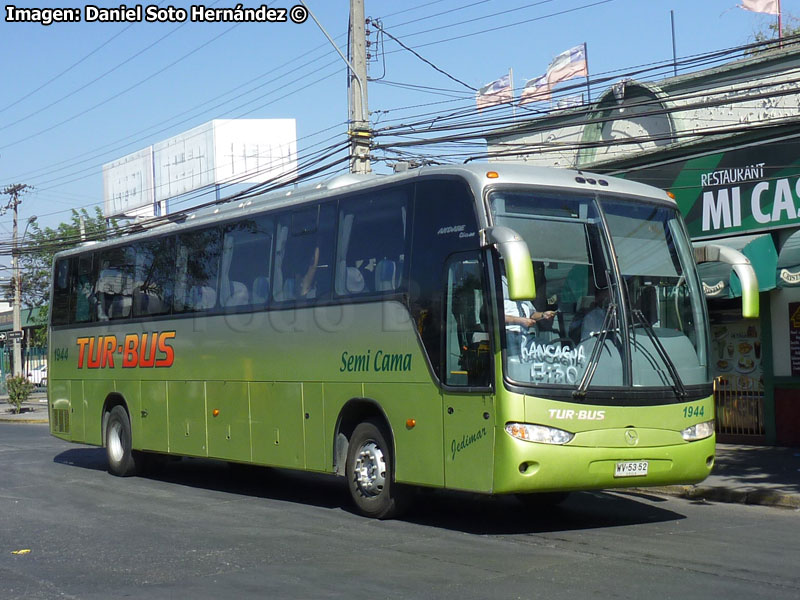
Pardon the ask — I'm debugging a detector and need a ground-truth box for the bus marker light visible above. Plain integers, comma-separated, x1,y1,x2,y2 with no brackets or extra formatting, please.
406,419,416,429
212,409,220,417
486,171,499,179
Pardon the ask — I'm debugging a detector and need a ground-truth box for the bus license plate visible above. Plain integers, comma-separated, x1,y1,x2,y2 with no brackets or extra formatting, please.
614,461,648,478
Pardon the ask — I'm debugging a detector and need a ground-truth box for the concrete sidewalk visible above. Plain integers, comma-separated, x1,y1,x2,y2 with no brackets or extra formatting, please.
644,444,800,509
2,396,799,509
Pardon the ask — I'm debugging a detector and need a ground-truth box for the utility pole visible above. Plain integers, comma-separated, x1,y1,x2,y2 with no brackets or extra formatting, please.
3,183,31,378
299,0,372,174
348,0,371,174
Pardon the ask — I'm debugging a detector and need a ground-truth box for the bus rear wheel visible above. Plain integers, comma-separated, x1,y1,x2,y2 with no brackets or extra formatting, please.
105,405,139,477
346,420,406,519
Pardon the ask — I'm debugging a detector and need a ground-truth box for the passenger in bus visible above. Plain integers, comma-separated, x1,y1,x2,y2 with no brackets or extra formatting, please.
579,286,611,341
284,245,319,300
502,274,555,356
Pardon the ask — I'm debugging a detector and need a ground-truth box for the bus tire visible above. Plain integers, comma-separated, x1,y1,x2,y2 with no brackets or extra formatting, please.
346,420,406,519
105,405,139,477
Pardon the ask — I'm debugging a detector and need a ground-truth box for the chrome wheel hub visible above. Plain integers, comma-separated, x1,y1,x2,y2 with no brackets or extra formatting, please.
108,422,125,463
353,441,386,496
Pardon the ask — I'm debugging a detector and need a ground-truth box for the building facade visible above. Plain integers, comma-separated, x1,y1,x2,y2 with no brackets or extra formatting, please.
486,44,800,445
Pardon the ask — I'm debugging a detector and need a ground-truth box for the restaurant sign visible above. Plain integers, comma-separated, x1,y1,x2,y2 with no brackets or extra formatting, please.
618,135,800,240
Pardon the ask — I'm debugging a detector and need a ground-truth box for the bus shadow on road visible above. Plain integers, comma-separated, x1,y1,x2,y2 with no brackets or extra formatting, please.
53,448,686,533
53,447,109,472
401,489,686,534
53,448,348,511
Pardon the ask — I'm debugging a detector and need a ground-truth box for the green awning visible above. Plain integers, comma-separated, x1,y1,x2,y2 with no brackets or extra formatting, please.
695,234,777,299
0,308,46,331
777,229,800,287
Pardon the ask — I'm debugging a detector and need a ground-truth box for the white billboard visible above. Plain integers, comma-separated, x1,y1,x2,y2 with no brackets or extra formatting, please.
102,147,154,218
213,119,297,185
103,119,297,217
153,121,215,203
152,119,297,203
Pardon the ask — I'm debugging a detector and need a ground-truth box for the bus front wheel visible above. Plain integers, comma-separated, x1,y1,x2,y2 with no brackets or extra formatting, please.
346,420,406,519
105,405,139,477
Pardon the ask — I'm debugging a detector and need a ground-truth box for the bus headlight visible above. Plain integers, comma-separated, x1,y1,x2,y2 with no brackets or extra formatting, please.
505,423,574,445
681,420,715,441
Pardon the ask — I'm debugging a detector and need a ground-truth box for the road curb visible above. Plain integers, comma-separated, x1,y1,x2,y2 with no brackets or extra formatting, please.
0,416,49,424
641,485,800,509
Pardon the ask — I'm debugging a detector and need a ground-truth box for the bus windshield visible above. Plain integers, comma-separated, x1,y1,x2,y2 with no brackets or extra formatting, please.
490,189,709,395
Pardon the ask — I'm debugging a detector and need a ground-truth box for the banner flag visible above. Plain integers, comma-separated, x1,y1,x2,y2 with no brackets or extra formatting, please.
740,0,780,15
520,73,550,104
476,73,512,111
547,44,588,85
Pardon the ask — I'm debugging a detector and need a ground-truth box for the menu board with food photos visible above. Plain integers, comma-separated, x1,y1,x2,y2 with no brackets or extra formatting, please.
710,320,763,394
790,302,800,377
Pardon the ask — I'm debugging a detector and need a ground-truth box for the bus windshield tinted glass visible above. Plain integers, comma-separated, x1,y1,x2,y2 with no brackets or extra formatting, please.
602,200,709,387
490,189,709,391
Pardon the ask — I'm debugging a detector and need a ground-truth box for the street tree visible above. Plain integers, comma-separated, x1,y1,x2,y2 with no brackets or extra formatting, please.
11,207,116,346
748,14,800,54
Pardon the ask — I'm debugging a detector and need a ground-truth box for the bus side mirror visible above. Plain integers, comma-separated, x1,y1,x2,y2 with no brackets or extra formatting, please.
480,226,536,300
694,244,759,318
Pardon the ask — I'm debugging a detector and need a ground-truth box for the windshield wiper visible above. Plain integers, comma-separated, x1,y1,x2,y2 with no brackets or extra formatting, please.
631,309,687,398
573,303,617,398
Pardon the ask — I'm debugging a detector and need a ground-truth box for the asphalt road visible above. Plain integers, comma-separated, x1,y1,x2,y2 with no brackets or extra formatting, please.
1,423,799,600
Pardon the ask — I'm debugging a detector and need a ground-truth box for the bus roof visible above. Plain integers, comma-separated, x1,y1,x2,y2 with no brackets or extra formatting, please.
55,163,674,259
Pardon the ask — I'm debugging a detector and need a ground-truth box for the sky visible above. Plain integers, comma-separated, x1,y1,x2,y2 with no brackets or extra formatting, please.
0,0,792,251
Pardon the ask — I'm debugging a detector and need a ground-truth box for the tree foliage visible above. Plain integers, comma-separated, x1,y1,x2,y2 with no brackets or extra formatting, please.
11,207,116,345
748,15,800,55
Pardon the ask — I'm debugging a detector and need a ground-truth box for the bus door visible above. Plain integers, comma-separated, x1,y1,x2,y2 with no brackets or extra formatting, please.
441,252,495,492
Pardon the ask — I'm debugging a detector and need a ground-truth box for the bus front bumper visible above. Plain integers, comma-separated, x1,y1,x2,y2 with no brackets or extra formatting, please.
493,430,715,495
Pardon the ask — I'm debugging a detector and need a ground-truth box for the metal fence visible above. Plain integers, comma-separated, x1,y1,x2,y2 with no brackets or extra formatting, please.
0,345,47,394
714,376,765,441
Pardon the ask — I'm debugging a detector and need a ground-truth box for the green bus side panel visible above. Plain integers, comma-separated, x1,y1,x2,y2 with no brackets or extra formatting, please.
140,381,169,452
363,382,444,487
251,382,304,469
207,381,251,463
167,381,207,457
69,380,86,443
114,380,140,448
442,393,495,493
302,383,326,472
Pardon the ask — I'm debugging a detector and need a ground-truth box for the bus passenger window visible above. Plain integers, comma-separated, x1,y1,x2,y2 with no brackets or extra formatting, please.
95,246,134,321
335,188,410,297
133,237,175,317
174,227,222,313
72,255,96,324
273,205,334,302
220,217,274,309
51,259,71,326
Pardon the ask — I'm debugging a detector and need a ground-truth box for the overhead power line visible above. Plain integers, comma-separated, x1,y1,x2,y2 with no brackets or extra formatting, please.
368,20,476,92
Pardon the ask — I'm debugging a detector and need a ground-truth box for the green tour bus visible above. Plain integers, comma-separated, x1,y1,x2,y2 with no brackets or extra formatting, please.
48,164,758,518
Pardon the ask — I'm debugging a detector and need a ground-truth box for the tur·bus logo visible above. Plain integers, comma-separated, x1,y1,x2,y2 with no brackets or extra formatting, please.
75,332,176,369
